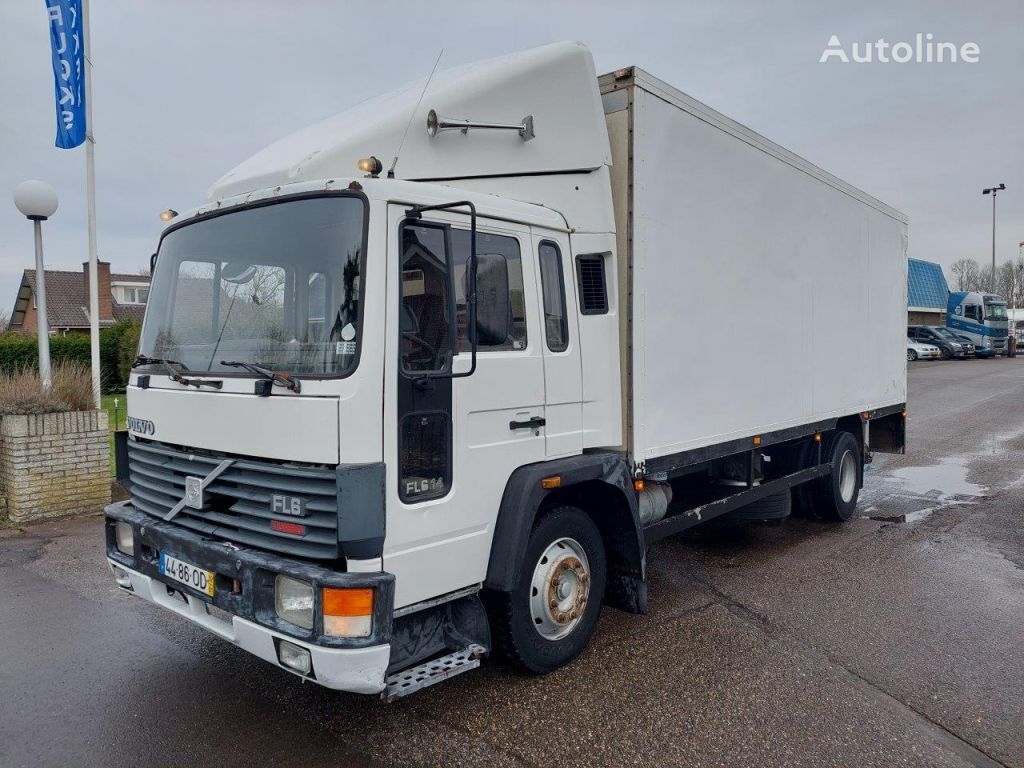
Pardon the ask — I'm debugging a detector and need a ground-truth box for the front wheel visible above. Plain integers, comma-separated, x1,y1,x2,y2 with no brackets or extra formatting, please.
486,506,606,674
940,347,952,360
907,349,917,362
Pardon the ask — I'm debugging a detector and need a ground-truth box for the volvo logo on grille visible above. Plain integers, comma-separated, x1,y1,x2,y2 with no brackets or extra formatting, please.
271,494,307,517
185,476,204,509
127,417,155,435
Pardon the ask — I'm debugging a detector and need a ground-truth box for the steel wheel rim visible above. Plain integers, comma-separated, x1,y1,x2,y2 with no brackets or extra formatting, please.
529,537,591,641
839,449,857,503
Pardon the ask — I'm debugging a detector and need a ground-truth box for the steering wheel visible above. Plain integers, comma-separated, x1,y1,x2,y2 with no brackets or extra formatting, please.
403,333,438,362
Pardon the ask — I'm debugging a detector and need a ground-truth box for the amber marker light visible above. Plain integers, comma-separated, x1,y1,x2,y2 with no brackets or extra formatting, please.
323,587,374,638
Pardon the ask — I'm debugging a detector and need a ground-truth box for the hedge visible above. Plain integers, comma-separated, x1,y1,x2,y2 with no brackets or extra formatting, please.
0,320,139,394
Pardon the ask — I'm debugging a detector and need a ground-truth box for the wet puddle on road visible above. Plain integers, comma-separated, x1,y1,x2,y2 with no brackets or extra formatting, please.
888,457,986,500
862,455,988,524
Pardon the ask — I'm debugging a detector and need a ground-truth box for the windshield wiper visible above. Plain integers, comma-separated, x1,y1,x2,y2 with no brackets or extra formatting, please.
220,361,301,394
132,355,222,390
132,354,190,371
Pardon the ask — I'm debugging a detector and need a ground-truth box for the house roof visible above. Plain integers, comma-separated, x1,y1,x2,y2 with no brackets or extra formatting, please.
14,268,149,330
908,258,949,311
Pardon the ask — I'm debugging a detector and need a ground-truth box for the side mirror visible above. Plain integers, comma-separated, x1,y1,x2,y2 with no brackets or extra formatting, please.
472,253,510,346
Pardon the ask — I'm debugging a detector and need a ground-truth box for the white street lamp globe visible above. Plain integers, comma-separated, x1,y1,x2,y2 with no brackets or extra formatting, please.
14,180,59,220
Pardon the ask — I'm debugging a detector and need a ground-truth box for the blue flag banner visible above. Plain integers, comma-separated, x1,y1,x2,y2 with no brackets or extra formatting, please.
46,0,86,149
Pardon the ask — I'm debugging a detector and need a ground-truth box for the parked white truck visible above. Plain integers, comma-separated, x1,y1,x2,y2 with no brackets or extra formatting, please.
106,42,908,699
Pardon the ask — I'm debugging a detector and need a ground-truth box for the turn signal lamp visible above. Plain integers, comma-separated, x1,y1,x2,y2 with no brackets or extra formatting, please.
323,587,373,638
633,479,646,492
541,476,561,489
357,156,382,177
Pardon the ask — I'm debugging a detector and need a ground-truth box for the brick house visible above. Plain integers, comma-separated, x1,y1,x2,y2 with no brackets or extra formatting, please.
8,262,150,335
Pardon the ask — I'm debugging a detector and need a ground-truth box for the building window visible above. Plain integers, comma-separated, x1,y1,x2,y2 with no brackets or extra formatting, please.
118,286,149,305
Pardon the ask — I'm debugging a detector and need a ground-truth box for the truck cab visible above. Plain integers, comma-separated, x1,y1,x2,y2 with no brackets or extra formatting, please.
947,291,1009,354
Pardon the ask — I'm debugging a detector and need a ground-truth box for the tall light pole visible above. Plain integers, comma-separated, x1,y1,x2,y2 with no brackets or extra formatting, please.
13,181,59,392
983,183,1006,293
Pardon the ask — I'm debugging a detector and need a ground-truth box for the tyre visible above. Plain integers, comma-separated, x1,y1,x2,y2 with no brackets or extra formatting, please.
808,430,861,522
728,490,792,521
940,347,952,360
486,506,606,674
907,349,917,362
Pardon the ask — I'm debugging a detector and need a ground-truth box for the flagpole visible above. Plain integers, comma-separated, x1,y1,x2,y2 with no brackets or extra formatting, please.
82,0,101,408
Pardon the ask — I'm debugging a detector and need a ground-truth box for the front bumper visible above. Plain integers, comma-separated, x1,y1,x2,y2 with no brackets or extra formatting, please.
105,501,394,694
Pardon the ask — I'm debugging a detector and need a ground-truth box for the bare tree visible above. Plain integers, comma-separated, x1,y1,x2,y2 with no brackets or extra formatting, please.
949,258,982,291
246,266,286,306
993,258,1024,308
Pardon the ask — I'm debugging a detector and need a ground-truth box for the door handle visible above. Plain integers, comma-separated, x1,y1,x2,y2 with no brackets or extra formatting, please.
509,416,546,431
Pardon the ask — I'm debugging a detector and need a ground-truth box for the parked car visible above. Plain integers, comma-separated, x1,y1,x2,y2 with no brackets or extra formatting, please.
907,339,941,361
907,325,972,359
952,332,996,358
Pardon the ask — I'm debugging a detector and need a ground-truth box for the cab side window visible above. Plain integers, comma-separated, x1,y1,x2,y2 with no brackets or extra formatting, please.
538,241,569,352
450,229,527,352
400,222,453,373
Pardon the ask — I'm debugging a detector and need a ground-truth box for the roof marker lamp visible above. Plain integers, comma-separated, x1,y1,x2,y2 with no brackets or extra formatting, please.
357,156,382,178
160,209,178,222
323,587,374,637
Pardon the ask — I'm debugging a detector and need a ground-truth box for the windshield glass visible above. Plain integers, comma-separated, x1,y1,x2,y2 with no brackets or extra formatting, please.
139,195,366,377
984,302,1008,321
932,328,959,340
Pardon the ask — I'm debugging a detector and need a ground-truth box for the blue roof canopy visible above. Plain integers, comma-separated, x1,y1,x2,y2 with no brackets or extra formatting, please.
908,258,949,310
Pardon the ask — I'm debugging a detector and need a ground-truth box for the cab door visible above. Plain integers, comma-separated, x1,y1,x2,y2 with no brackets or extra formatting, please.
383,204,547,608
532,230,583,457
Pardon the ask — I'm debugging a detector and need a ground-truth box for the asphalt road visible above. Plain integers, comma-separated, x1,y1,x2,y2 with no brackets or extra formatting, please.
2,358,1022,768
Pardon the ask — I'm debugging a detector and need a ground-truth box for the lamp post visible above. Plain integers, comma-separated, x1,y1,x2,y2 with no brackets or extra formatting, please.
982,183,1006,292
13,181,59,392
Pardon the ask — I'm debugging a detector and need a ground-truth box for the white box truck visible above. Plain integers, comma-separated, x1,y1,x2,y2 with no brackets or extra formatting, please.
106,42,907,700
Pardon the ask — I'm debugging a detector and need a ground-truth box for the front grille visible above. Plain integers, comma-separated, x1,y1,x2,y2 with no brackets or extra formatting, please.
127,438,339,560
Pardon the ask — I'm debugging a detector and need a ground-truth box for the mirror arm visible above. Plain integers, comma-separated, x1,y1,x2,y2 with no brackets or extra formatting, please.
405,200,478,379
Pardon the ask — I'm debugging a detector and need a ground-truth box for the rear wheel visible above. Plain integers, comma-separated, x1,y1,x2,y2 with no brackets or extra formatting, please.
487,506,606,674
907,349,917,361
809,430,862,522
729,490,792,522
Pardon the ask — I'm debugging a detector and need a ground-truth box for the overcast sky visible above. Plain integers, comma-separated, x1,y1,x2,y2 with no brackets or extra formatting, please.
1,0,1022,312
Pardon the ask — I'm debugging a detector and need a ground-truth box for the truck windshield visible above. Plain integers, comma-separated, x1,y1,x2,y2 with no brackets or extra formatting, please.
984,303,1008,321
138,195,366,377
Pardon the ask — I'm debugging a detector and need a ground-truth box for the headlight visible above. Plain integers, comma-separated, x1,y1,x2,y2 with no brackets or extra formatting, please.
115,521,134,556
952,344,962,350
275,575,314,629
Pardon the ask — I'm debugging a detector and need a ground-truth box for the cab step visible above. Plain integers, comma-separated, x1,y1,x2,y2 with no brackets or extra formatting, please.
383,643,487,702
